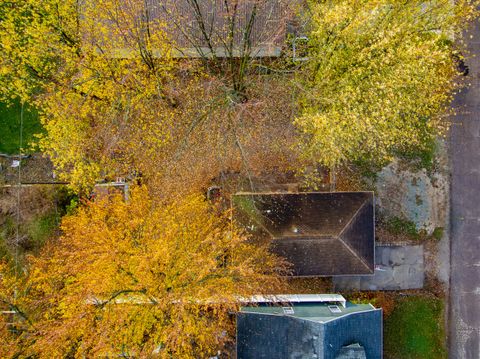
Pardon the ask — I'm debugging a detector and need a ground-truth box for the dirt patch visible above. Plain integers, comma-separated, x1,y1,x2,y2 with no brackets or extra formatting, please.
0,154,56,185
0,185,72,258
336,164,376,192
0,186,60,221
375,226,419,245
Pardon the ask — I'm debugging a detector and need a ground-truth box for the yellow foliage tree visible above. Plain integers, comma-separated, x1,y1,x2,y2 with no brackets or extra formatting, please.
18,187,286,358
296,0,478,167
2,0,479,190
1,0,299,194
0,0,79,103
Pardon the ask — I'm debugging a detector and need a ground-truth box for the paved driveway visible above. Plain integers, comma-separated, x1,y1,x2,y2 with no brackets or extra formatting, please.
449,23,480,359
333,245,424,291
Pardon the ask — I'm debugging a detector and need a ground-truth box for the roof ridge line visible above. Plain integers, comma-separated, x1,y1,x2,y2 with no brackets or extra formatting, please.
337,200,368,239
250,219,276,239
336,201,372,272
337,235,372,273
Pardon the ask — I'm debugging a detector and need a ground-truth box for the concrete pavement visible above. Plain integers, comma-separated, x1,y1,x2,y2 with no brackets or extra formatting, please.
449,23,480,359
333,245,424,291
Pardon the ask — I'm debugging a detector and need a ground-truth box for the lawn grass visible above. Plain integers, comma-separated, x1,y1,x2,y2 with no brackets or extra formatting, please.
0,100,43,154
384,296,446,359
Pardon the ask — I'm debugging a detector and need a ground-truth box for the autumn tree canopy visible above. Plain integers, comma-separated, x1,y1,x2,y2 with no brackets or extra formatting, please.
296,0,478,167
0,0,479,357
1,0,477,193
0,0,299,195
1,187,285,358
0,260,27,358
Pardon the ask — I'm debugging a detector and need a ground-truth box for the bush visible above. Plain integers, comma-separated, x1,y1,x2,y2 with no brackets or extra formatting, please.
348,292,395,317
432,227,444,240
26,212,59,251
0,185,75,259
385,216,425,240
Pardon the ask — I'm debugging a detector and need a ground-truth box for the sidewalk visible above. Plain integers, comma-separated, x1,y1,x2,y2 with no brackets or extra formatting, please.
449,23,480,358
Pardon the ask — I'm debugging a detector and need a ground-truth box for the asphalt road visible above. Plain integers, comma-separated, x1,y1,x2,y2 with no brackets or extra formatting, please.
449,23,480,359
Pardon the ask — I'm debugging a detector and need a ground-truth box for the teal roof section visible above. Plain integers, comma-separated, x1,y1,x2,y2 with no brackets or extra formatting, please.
240,302,376,323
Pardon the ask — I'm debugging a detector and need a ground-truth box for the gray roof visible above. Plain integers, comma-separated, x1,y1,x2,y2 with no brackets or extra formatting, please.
240,301,376,324
237,300,382,359
335,344,367,359
233,192,375,276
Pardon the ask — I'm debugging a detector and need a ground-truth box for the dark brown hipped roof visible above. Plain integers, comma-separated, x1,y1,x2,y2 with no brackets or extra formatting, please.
233,192,375,276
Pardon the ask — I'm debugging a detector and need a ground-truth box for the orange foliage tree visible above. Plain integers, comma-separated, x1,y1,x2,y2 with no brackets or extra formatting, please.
0,261,26,358
15,187,286,358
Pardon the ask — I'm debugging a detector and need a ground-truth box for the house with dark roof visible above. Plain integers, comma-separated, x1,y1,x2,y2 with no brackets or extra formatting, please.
236,294,382,359
148,0,293,57
233,192,375,276
106,1,300,58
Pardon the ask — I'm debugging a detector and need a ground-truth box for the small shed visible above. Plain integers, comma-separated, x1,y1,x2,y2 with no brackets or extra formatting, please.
233,192,375,276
